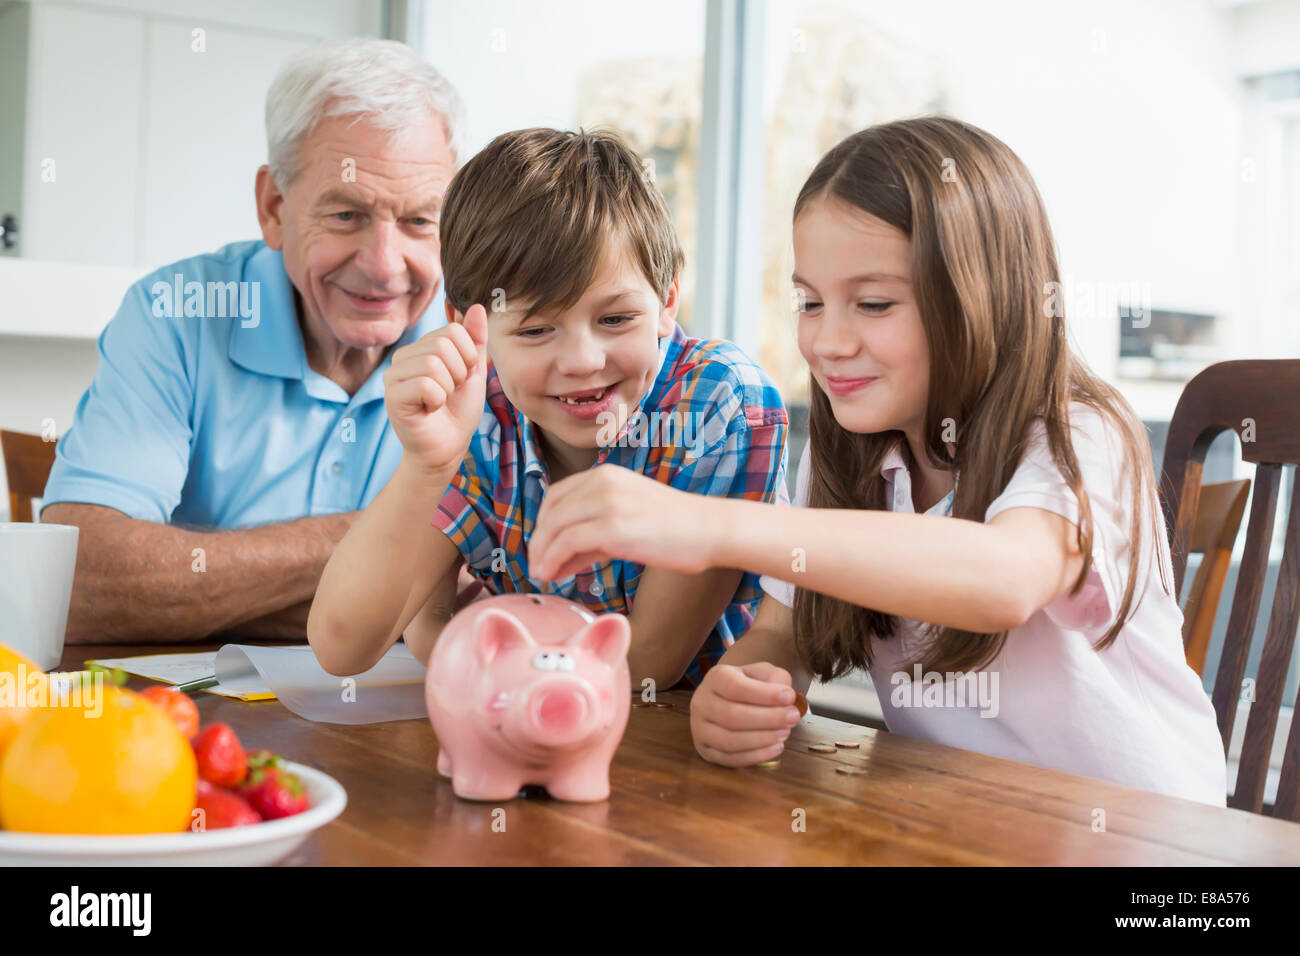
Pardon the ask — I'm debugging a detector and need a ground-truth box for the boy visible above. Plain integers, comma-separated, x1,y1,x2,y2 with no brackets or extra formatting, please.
309,127,787,690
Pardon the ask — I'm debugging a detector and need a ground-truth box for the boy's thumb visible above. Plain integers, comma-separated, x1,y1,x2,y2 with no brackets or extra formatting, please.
464,304,489,348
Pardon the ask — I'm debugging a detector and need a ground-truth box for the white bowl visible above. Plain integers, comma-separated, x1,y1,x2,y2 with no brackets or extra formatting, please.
0,761,346,866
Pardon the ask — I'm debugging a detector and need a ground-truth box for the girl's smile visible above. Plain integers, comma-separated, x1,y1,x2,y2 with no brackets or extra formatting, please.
823,374,878,396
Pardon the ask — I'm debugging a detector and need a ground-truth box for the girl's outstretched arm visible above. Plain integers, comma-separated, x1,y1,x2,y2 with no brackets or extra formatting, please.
529,465,1085,636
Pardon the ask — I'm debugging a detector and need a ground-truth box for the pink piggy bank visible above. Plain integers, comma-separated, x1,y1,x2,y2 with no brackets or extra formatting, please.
426,593,632,802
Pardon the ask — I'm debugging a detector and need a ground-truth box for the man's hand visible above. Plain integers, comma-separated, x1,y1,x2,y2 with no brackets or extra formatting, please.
383,304,489,475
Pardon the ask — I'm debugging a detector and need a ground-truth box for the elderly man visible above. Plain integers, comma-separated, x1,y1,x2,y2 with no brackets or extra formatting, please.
41,38,465,643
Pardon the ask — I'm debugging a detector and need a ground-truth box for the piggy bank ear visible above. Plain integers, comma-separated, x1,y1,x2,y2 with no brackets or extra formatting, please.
475,609,536,665
570,614,631,667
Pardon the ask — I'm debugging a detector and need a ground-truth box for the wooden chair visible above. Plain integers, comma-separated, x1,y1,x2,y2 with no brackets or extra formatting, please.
1161,359,1300,818
0,429,57,523
1181,478,1251,676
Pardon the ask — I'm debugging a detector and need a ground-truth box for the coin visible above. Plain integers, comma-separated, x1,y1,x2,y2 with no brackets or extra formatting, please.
755,759,781,769
794,692,809,717
808,744,837,754
834,741,860,749
653,702,672,709
835,766,869,776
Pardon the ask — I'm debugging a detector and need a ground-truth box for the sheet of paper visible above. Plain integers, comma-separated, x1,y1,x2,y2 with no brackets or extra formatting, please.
85,643,430,723
85,652,275,700
214,644,428,723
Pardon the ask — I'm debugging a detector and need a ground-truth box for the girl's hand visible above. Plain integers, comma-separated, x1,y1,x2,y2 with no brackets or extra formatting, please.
529,465,721,581
383,305,489,475
689,662,801,767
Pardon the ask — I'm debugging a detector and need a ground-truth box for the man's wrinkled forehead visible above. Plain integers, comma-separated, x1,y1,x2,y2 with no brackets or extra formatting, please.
291,113,455,193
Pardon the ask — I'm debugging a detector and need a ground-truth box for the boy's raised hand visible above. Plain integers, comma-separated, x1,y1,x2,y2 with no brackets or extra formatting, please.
689,662,800,767
383,304,489,474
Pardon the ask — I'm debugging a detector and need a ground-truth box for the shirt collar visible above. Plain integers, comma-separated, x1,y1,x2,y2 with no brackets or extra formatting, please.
228,244,304,380
229,243,443,403
880,441,909,482
521,412,548,479
881,441,957,515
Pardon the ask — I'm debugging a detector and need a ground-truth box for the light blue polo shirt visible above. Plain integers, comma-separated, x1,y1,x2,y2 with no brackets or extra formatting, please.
40,239,445,528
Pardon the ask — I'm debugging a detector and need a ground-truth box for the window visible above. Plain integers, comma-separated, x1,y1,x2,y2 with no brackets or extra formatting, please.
419,0,706,330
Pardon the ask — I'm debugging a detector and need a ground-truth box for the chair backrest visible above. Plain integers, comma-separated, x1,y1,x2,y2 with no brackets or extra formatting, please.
0,430,57,523
1160,359,1300,819
1181,479,1251,676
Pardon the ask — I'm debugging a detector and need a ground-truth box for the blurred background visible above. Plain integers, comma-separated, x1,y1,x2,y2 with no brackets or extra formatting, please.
1,0,1298,746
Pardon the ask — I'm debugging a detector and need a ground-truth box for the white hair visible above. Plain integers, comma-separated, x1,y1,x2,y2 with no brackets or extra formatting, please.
265,37,467,189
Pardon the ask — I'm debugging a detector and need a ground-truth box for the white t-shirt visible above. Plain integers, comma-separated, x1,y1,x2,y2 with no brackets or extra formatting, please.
761,404,1227,806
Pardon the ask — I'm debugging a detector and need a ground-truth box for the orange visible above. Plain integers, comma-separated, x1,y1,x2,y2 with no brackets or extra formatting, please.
0,684,197,834
0,642,45,762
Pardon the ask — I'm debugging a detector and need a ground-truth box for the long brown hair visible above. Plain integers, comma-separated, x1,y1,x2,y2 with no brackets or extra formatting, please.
791,116,1171,681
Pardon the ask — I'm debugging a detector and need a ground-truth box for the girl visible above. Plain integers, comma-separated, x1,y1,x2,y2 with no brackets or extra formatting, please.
526,116,1227,807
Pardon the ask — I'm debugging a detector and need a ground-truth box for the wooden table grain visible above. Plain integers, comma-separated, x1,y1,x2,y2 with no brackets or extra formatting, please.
62,643,1300,866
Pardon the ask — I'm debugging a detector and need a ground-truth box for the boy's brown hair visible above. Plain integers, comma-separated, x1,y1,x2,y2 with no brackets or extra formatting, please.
439,127,684,319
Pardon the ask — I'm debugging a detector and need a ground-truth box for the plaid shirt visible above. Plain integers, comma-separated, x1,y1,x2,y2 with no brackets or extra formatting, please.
433,322,789,688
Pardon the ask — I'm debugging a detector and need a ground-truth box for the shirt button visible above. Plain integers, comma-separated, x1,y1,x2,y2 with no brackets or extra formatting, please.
589,579,604,597
330,461,343,476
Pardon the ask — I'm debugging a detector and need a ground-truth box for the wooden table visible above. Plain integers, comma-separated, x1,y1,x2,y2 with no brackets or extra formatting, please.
63,643,1300,865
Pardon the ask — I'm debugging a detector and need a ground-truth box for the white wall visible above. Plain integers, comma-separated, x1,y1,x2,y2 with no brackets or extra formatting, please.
1229,0,1300,74
19,0,383,268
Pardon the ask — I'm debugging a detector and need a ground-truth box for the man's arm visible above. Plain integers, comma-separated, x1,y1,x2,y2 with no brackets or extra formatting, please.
627,565,745,690
42,502,356,644
224,599,313,641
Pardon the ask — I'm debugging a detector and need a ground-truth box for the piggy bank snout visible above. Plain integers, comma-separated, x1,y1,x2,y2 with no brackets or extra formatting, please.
528,679,600,744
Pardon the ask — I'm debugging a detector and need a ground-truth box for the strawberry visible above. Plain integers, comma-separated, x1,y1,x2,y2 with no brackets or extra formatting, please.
139,686,201,740
246,748,280,769
192,779,262,830
192,723,248,787
240,761,309,820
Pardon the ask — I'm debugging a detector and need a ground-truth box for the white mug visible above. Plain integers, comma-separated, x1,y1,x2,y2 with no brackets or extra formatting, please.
0,522,79,670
